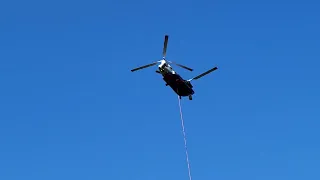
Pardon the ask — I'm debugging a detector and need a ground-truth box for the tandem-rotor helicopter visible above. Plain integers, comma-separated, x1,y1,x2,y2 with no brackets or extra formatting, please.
130,35,218,100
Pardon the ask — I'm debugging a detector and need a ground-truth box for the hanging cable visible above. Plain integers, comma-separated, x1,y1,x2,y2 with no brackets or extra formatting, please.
178,96,193,180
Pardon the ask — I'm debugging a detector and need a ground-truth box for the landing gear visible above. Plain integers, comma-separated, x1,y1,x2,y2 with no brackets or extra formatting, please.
188,95,192,100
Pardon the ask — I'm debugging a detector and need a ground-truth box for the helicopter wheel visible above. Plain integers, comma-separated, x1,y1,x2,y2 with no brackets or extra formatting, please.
188,95,192,100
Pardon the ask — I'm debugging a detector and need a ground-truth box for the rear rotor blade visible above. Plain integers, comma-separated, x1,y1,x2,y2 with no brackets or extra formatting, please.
169,61,193,71
131,62,158,72
191,67,218,80
162,35,168,58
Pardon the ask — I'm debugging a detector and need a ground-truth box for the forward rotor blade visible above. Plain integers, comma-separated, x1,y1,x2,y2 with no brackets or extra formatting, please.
130,62,158,72
162,35,169,58
168,61,193,71
191,67,218,80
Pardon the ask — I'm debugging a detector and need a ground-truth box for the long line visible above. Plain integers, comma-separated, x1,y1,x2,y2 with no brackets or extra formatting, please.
178,96,193,180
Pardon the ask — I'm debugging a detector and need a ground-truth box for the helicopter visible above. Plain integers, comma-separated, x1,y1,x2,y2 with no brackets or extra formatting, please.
130,35,218,100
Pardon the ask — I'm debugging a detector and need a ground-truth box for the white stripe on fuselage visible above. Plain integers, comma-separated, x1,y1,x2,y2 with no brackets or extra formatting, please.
158,60,176,75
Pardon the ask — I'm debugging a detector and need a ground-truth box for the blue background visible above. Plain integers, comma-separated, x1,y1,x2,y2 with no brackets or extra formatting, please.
1,0,320,179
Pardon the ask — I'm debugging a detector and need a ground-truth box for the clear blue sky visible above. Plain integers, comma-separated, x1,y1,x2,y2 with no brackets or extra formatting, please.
1,0,319,179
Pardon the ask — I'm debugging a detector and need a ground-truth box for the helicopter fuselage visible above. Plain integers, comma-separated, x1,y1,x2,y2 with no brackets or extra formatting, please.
162,72,194,98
